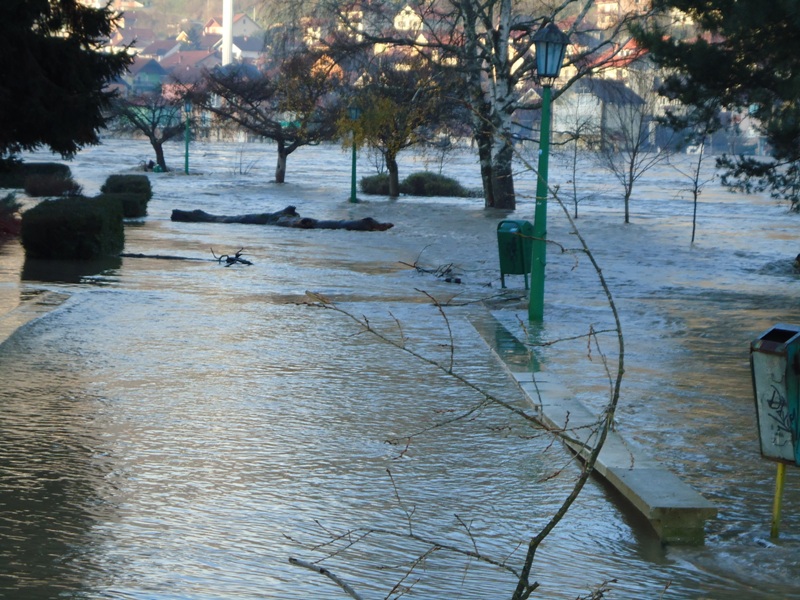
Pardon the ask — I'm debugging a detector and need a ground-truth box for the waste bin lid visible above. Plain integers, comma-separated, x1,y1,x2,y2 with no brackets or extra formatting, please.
497,219,532,232
752,323,800,353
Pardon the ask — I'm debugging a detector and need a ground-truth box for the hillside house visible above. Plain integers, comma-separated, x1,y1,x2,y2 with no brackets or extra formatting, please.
212,36,267,63
106,27,157,54
122,57,168,95
140,39,182,62
553,77,647,147
595,0,651,29
204,14,264,38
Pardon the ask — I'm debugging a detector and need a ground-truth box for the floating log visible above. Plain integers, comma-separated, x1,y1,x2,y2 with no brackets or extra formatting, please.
170,206,393,231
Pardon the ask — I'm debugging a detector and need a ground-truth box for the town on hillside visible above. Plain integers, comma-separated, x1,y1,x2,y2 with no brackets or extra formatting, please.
84,0,763,161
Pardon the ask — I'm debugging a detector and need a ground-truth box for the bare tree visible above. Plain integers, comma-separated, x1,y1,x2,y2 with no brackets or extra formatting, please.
346,55,466,197
197,52,344,183
592,68,676,223
670,141,716,245
658,98,725,244
553,90,603,218
107,92,187,171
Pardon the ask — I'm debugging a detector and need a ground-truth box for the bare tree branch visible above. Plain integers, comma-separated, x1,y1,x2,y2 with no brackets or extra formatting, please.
288,557,366,600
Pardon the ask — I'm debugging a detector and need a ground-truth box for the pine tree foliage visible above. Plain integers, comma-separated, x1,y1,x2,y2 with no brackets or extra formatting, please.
634,0,800,206
0,0,133,159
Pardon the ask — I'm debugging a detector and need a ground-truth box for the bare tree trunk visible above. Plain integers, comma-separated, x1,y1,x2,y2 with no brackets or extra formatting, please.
491,141,516,210
488,0,516,211
476,120,495,208
275,139,287,183
153,139,167,171
624,188,632,224
171,206,394,231
460,0,495,209
386,153,400,198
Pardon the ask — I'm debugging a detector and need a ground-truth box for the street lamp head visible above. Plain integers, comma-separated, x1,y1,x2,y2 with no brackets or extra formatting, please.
533,22,569,84
348,105,361,121
184,98,192,114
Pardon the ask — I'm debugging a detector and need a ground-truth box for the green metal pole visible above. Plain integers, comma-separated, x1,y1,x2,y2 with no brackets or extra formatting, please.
184,113,190,175
529,84,552,322
349,134,358,203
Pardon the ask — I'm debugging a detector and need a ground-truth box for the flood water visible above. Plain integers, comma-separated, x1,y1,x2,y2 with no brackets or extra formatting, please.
1,138,799,599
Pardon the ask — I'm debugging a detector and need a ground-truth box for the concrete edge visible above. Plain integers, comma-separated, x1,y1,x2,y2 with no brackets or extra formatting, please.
467,309,717,545
0,290,71,346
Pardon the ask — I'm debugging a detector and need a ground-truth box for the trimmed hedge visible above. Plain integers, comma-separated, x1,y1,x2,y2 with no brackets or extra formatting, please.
24,174,82,197
400,171,474,197
0,192,21,236
97,192,149,218
100,174,153,200
360,173,390,195
0,162,72,189
21,195,124,259
100,175,152,218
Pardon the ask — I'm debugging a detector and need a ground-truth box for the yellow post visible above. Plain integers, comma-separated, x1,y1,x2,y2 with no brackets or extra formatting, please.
770,462,787,538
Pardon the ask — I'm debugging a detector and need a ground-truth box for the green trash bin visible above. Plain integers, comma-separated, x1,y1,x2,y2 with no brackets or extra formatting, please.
750,323,800,465
497,220,533,289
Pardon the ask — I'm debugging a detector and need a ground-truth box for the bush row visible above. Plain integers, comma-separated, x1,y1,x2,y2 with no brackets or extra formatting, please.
0,162,72,190
20,174,153,259
360,171,479,197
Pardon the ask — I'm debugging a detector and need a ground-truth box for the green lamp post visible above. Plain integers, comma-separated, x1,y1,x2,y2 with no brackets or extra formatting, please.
349,105,361,203
529,21,569,322
184,98,192,175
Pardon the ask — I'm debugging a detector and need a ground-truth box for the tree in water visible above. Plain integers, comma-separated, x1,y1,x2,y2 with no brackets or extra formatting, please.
345,55,465,198
591,68,676,223
0,0,132,161
107,92,188,171
324,0,648,210
634,0,800,208
198,53,343,183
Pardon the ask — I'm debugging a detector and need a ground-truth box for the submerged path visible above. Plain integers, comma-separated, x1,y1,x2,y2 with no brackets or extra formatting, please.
470,309,718,544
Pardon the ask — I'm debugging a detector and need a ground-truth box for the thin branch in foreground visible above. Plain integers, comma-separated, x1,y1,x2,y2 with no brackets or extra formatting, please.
288,557,365,600
417,289,455,372
385,546,437,600
388,468,416,536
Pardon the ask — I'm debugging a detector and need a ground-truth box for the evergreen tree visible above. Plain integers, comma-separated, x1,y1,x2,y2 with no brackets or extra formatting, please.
0,0,132,160
635,0,800,206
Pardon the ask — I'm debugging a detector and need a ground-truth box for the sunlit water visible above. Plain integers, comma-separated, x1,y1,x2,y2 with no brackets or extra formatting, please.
1,138,798,599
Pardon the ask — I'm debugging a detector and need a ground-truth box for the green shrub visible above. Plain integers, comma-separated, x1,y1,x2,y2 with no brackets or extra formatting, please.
0,192,21,236
360,171,477,197
100,174,153,200
24,174,82,197
21,196,124,259
96,192,149,218
359,173,390,195
400,171,473,197
0,162,72,189
0,192,21,215
99,175,152,217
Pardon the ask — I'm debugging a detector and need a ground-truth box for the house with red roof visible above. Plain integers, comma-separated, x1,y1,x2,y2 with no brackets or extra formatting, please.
204,14,264,38
140,39,182,62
